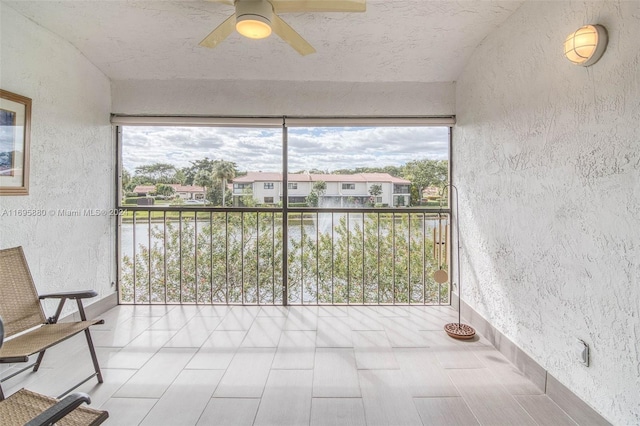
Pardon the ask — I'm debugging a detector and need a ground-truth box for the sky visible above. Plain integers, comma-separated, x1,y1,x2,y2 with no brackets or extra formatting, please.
122,126,449,174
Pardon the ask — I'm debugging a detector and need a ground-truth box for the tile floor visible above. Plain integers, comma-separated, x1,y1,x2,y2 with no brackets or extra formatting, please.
1,304,581,425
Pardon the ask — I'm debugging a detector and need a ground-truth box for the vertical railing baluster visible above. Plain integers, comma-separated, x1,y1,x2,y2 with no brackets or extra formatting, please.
148,211,151,303
272,212,275,304
132,211,137,304
256,211,259,305
377,212,380,304
195,211,199,304
225,211,229,304
316,212,319,304
347,213,350,305
241,212,245,305
408,213,411,304
392,212,396,305
331,212,334,305
422,212,427,305
301,212,304,304
179,210,183,304
362,212,365,304
163,211,167,304
209,211,213,304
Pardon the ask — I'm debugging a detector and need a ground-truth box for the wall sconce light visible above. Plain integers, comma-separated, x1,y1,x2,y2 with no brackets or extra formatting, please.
564,24,608,66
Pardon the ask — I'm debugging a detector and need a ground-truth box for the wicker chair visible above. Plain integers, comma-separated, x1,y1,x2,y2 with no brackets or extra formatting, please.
0,246,104,401
0,316,109,425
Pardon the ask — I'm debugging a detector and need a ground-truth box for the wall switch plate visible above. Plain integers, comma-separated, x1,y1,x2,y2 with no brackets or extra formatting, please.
576,339,589,366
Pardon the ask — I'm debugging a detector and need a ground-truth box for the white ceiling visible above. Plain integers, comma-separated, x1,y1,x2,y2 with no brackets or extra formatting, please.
5,0,523,83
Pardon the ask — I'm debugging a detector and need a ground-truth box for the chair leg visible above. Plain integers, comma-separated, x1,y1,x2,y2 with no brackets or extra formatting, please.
84,329,103,383
33,350,47,372
76,298,103,384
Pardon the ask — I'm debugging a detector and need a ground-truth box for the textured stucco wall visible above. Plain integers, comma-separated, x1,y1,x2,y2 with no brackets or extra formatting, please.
0,4,116,314
455,1,639,424
112,79,455,117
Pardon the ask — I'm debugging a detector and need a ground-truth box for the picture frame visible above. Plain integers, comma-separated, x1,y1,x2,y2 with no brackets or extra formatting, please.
0,89,31,195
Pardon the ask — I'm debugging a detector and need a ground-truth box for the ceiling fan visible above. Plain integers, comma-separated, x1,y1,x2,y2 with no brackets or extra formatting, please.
199,0,366,56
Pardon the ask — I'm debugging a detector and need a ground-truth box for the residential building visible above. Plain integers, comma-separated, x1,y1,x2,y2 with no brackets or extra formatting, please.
232,172,411,207
132,184,205,200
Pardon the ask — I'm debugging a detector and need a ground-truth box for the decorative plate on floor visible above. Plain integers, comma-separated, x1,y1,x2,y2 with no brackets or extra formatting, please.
444,323,476,339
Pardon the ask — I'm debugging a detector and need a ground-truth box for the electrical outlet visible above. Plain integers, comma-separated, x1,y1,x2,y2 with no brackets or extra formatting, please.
576,339,589,366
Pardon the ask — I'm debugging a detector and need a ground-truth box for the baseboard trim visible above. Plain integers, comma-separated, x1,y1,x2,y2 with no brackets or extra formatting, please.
451,293,611,425
546,374,612,426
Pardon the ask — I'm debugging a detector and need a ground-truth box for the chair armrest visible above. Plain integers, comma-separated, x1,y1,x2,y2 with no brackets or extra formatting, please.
39,290,98,300
24,392,92,426
40,290,98,323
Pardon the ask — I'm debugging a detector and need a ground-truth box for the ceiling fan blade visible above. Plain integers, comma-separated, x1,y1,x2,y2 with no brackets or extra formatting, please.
199,13,236,48
271,0,365,13
271,14,316,56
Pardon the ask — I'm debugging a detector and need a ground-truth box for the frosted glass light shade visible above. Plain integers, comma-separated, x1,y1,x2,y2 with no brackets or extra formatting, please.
235,0,273,39
564,25,608,66
236,16,272,39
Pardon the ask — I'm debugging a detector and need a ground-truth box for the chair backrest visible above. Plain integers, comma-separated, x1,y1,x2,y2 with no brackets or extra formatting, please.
0,247,46,338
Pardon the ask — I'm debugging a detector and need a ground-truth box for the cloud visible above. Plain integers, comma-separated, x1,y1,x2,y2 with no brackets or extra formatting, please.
122,126,448,173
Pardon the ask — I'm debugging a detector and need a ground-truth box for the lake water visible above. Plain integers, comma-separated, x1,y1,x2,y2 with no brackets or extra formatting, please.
120,213,444,258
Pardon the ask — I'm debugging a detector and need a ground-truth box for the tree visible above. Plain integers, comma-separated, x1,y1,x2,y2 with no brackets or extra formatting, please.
121,169,135,193
213,161,237,207
368,184,382,197
307,168,328,174
173,169,187,185
402,159,448,203
240,188,256,207
181,158,217,185
206,184,224,206
329,166,403,177
306,181,327,207
409,184,422,206
368,184,383,206
134,163,178,184
155,184,176,197
193,170,213,204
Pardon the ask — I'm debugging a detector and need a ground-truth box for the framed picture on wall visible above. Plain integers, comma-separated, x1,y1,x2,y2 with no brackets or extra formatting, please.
0,89,31,195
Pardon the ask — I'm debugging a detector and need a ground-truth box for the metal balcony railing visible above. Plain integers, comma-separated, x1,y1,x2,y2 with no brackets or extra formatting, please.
119,207,451,305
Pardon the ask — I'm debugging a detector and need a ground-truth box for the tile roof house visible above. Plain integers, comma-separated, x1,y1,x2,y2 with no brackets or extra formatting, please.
132,184,205,200
233,172,411,206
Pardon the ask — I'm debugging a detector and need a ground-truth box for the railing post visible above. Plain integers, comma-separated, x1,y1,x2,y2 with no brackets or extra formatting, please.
282,121,288,306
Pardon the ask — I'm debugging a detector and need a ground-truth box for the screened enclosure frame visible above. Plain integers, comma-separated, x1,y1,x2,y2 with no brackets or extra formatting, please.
113,115,456,306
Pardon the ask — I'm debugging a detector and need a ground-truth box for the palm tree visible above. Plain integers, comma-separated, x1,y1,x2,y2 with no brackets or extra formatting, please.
193,170,213,204
213,161,236,206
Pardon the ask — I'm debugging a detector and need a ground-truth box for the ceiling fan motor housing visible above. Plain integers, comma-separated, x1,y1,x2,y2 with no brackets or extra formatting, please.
236,0,274,38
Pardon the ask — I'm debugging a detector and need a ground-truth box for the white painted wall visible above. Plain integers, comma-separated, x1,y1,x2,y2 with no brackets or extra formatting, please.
454,2,640,424
111,79,455,117
0,4,115,314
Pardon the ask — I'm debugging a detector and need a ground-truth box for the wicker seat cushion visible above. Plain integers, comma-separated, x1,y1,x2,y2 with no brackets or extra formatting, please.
0,388,108,426
0,321,101,360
